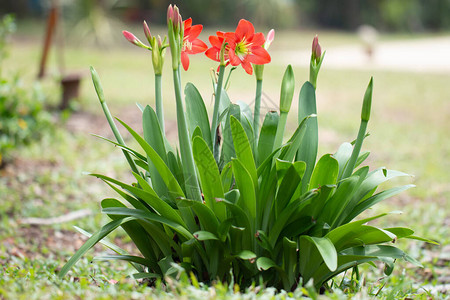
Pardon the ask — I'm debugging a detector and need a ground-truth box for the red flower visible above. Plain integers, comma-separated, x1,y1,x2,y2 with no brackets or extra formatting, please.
205,31,230,67
181,18,208,71
224,19,271,75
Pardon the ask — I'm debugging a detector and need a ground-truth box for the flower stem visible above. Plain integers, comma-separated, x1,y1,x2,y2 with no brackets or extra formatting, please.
211,65,226,162
172,68,202,201
90,67,140,175
155,74,164,132
253,78,263,141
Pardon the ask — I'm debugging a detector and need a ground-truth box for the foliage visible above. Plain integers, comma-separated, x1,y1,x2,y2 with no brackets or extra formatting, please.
59,6,433,294
0,15,52,165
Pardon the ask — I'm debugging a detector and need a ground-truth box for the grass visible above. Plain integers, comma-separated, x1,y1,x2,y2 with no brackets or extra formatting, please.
1,19,449,299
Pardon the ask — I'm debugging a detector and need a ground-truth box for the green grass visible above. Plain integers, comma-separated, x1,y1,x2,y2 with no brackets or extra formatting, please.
1,19,449,299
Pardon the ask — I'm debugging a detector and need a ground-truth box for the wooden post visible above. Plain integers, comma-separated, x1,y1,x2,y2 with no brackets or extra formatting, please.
37,5,57,79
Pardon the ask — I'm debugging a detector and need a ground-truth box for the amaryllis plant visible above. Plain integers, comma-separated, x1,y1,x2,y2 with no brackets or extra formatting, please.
59,4,434,292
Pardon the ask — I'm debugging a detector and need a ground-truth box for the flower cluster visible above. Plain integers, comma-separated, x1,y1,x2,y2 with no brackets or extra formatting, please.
123,5,273,75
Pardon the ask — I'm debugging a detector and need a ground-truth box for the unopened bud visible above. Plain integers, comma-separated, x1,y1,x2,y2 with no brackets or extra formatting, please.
361,77,373,122
264,29,275,50
167,5,174,25
279,64,295,113
143,21,152,43
173,5,181,30
312,35,322,63
122,30,149,49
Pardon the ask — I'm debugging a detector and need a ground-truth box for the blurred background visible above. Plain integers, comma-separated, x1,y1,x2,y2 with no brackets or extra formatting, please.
0,0,449,297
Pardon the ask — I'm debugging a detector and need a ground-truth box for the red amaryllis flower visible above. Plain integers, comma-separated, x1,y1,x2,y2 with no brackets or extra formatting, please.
181,18,208,71
205,31,229,66
224,19,271,75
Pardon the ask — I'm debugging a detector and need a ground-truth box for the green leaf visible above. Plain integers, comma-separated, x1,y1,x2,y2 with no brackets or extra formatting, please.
296,81,318,193
384,227,414,238
102,207,192,240
101,198,159,270
232,158,256,224
312,254,376,289
279,114,316,162
300,236,337,272
131,272,162,280
283,237,298,288
91,173,185,226
258,111,279,165
236,250,257,260
116,118,185,200
93,255,154,268
193,231,219,241
345,184,415,223
220,161,233,192
333,142,353,180
230,116,257,186
185,83,212,149
355,151,370,168
192,126,203,141
331,225,396,251
309,154,339,190
59,217,134,278
143,105,167,162
269,190,319,247
221,104,240,165
192,137,226,221
341,244,408,260
275,161,306,214
353,168,411,204
179,198,219,235
318,175,359,229
326,212,396,249
257,257,278,271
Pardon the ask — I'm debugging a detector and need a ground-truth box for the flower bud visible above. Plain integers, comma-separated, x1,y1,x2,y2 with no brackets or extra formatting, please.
167,5,174,25
143,21,152,44
279,64,295,113
90,66,105,103
173,5,181,31
122,30,149,49
264,29,275,50
312,35,322,63
361,77,373,122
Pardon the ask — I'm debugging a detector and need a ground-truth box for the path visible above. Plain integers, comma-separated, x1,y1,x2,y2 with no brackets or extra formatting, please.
276,36,450,73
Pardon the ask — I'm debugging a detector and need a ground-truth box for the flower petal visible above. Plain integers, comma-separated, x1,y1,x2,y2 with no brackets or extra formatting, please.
183,18,192,29
187,24,203,40
248,47,271,64
241,59,253,75
185,39,208,54
228,48,241,66
235,19,254,41
205,47,220,62
209,35,223,48
250,32,265,47
181,51,190,71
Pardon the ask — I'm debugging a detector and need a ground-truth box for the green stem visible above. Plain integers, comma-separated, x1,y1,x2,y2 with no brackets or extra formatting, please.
155,74,164,132
309,62,317,90
253,79,263,142
172,68,202,202
342,120,368,179
91,67,139,175
100,101,140,175
272,111,288,152
211,65,226,162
